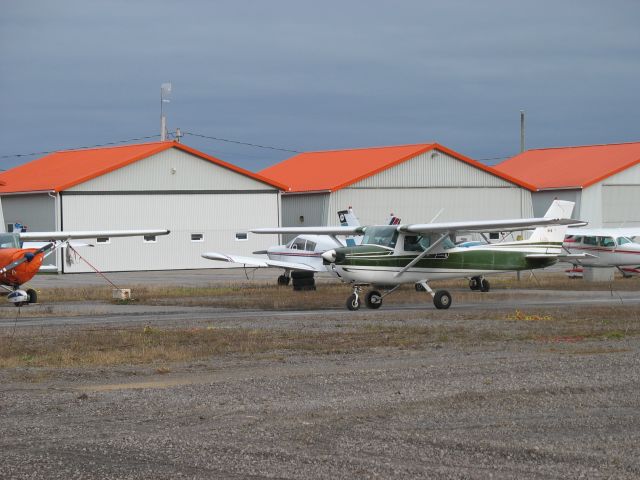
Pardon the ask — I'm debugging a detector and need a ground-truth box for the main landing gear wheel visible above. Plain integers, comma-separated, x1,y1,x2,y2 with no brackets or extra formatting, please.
433,290,452,310
26,288,37,304
365,290,382,309
469,277,480,291
277,275,290,286
480,278,490,292
346,294,360,311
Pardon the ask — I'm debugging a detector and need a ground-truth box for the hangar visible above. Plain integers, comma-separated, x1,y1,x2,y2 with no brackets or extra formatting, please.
0,141,284,272
494,142,640,227
259,143,535,238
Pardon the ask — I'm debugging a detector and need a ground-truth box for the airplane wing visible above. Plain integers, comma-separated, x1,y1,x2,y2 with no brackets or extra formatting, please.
567,227,640,238
202,252,320,272
19,229,170,241
400,217,578,234
251,226,363,235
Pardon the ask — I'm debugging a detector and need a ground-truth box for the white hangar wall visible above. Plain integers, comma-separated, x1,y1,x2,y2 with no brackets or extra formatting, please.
326,150,533,226
60,147,280,272
597,162,640,228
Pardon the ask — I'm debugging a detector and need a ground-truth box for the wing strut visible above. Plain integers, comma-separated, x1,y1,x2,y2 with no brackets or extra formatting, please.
394,232,450,278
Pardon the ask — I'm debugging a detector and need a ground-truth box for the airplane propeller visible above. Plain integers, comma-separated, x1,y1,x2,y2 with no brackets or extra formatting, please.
0,242,55,275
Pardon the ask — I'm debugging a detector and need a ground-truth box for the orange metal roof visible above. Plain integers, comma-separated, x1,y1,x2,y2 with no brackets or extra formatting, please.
259,143,534,192
494,142,640,190
0,141,286,193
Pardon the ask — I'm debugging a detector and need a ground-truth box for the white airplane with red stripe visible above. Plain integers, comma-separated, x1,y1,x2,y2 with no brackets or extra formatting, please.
563,227,640,276
203,208,401,286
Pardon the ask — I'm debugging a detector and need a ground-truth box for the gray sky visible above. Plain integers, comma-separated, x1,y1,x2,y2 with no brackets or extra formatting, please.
1,0,639,171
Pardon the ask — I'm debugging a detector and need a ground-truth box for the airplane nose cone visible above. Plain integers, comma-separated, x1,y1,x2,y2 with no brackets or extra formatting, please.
322,249,337,263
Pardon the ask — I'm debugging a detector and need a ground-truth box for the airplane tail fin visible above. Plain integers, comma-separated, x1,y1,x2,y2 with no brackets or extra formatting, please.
387,213,401,226
338,207,361,246
527,200,575,244
338,207,360,228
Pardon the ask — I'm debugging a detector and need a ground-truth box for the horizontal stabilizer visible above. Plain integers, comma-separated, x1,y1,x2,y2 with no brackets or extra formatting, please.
526,253,596,259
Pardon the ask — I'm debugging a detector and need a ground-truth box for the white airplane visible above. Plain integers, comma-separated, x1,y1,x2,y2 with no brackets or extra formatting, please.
250,200,583,310
563,227,640,277
202,208,400,288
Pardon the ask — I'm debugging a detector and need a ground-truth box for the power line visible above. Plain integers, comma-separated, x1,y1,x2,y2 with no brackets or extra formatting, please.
182,131,301,153
476,155,512,163
0,134,162,160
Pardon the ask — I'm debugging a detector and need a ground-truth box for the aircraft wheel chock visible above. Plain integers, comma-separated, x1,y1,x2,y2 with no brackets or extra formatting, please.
480,279,490,292
26,289,38,304
433,290,452,310
346,294,360,311
365,290,382,309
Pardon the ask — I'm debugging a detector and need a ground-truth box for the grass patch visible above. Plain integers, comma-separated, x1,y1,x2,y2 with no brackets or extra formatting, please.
0,324,447,368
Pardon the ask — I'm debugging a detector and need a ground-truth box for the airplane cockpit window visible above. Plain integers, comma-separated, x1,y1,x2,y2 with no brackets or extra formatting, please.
362,226,398,249
0,233,20,249
598,236,615,247
291,238,307,250
403,234,455,252
305,240,317,251
617,237,632,246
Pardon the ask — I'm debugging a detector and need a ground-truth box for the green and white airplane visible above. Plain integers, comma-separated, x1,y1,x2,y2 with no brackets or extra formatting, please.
252,200,583,310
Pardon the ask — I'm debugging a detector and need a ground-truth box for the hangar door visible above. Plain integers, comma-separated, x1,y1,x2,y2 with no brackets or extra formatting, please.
602,185,640,227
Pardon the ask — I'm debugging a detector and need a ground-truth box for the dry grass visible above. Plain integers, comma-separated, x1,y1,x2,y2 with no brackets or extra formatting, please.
0,324,440,368
23,273,640,310
1,303,639,368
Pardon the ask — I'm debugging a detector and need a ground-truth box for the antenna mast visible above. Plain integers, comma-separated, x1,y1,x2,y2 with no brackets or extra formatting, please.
160,82,172,141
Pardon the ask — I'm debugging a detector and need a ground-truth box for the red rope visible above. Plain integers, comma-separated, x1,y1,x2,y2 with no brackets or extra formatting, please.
67,244,121,290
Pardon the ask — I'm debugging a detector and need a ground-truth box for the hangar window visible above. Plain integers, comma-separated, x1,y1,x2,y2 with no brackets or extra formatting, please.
96,237,110,244
143,235,157,243
191,233,204,242
235,232,248,241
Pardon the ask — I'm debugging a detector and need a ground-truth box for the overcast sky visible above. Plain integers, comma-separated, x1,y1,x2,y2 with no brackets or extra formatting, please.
1,0,639,171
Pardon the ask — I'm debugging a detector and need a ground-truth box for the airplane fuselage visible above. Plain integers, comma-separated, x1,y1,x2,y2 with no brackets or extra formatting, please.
327,239,559,286
563,234,640,268
0,248,45,287
265,234,342,272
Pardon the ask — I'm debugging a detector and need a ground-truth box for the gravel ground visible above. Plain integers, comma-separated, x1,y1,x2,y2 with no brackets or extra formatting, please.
1,318,639,479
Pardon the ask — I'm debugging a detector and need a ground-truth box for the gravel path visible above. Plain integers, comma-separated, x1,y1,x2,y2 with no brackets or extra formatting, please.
2,334,639,479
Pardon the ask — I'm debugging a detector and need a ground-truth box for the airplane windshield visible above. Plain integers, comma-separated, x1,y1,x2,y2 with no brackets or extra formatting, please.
361,226,399,248
0,233,21,249
617,237,633,246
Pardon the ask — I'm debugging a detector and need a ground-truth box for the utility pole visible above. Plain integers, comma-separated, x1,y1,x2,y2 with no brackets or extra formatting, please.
160,82,172,141
517,110,526,282
520,110,525,153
